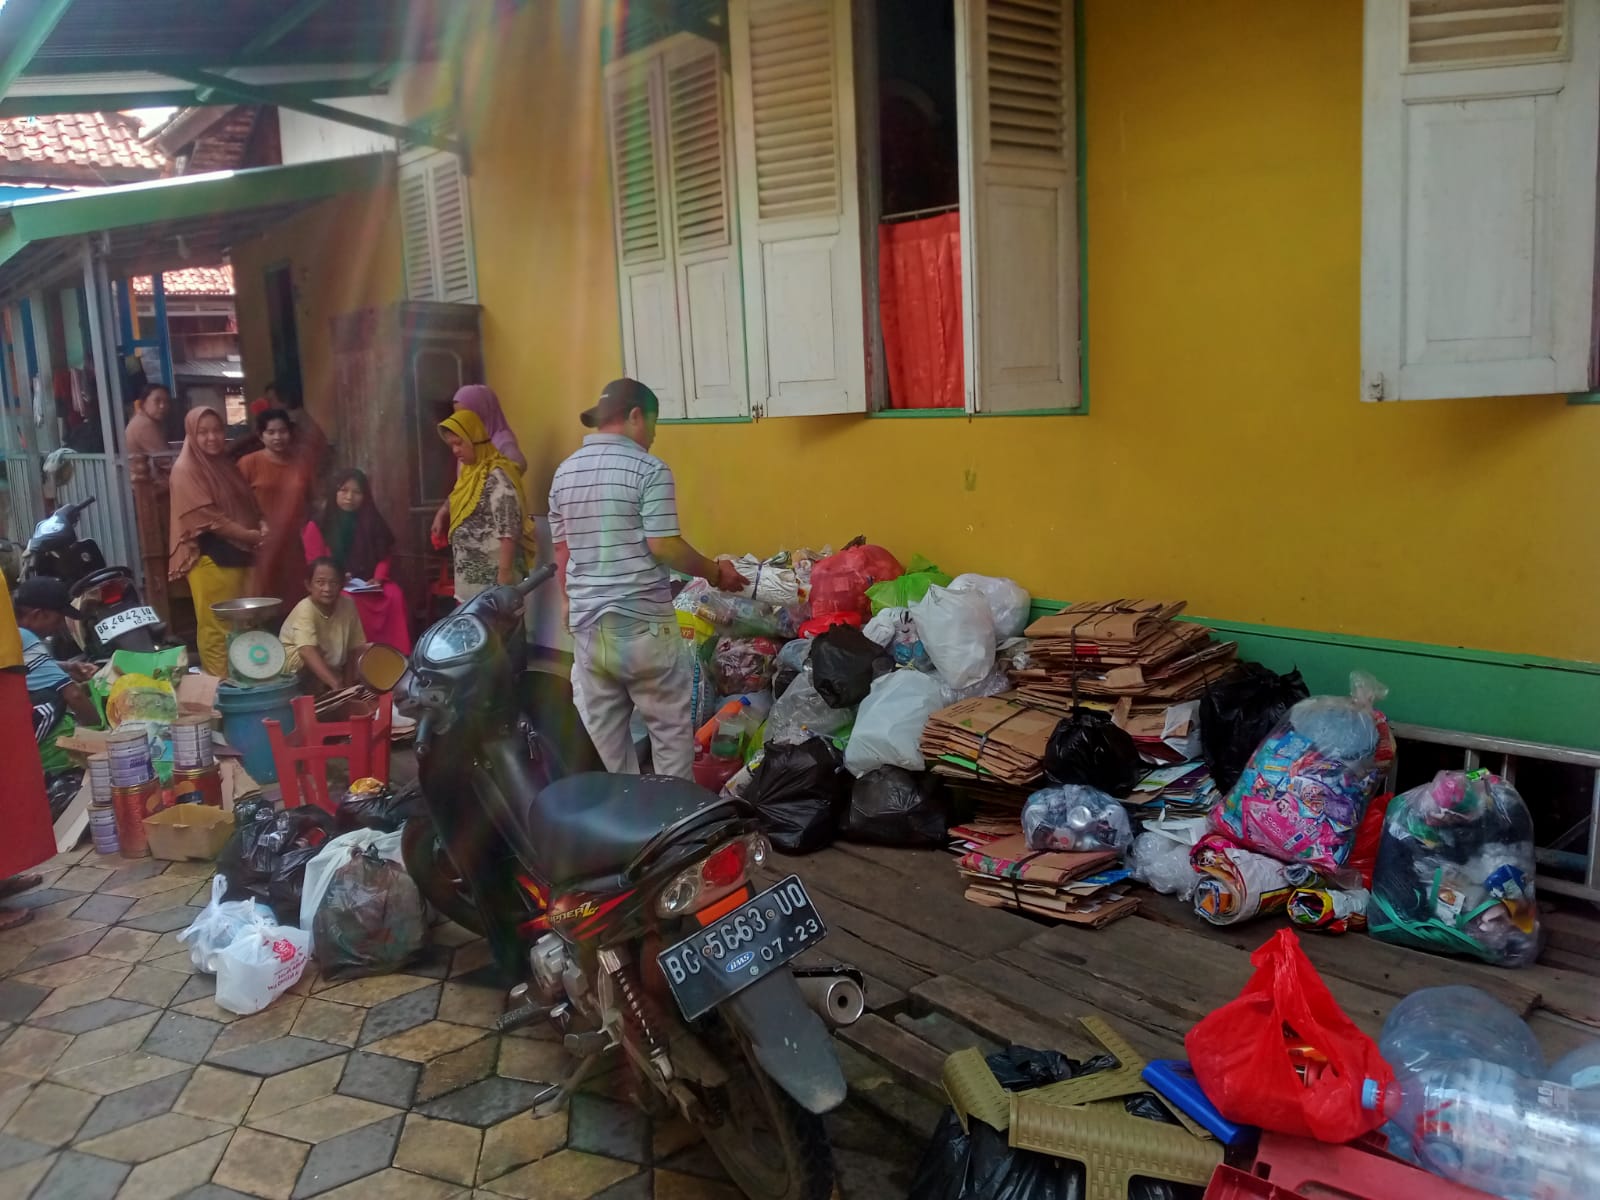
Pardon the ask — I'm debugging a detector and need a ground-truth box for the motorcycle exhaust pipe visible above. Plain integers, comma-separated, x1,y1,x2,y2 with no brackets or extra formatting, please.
795,972,865,1028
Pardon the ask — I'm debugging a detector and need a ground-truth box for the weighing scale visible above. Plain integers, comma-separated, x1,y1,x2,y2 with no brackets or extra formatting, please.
210,597,287,682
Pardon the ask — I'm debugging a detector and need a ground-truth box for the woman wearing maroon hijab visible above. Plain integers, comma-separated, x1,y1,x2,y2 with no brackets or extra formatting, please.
302,468,411,652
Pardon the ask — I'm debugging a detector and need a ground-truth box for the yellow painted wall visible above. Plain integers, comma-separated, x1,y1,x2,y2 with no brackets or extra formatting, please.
232,189,402,428
251,0,1600,664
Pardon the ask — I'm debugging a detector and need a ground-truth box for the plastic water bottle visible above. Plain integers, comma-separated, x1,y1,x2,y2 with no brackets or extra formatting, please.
1378,985,1544,1161
1396,1059,1600,1200
1551,1041,1600,1091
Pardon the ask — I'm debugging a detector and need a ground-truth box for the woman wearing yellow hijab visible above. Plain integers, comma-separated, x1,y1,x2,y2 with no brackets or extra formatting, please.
438,408,536,601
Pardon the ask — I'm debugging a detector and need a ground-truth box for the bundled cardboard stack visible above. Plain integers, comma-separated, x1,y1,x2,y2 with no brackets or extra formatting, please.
919,695,1060,787
956,830,1140,927
1011,600,1237,708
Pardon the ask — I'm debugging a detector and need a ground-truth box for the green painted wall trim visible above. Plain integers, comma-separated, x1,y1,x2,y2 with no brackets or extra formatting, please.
1567,391,1600,406
1026,599,1600,753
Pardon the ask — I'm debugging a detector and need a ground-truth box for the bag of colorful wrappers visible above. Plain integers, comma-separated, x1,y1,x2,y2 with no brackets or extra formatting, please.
1207,672,1394,877
1369,769,1542,967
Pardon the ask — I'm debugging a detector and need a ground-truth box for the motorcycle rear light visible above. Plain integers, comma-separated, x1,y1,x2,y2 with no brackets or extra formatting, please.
654,833,768,918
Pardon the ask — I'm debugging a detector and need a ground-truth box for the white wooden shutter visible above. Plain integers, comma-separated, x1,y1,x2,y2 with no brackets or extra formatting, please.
398,152,478,304
729,0,866,417
665,38,747,419
606,57,688,419
1361,0,1600,400
955,0,1079,414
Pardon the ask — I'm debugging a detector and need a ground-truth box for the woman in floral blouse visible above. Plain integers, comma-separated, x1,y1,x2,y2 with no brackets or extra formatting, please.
437,409,534,602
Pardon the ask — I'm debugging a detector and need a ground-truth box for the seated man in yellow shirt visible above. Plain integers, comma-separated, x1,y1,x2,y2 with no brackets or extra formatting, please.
279,558,369,693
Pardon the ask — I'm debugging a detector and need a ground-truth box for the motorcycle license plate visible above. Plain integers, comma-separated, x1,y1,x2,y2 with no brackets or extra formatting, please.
94,606,158,643
657,875,825,1021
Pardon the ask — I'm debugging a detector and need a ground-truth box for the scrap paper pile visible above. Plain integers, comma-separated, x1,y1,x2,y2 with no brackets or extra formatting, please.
1011,599,1237,707
1127,761,1219,817
919,695,1060,787
957,830,1139,926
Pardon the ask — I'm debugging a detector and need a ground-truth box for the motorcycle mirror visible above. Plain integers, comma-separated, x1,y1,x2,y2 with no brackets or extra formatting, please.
357,643,407,693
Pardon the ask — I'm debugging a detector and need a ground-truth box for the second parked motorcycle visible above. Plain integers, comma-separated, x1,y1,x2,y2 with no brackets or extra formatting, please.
22,496,163,657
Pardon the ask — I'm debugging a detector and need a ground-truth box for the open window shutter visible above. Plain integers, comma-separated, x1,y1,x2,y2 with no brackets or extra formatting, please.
956,0,1079,414
665,38,747,419
729,0,866,417
428,155,477,303
399,165,438,302
1361,0,1600,400
606,58,687,419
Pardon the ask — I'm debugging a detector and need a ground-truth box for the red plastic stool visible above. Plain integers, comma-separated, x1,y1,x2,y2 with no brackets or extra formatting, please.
1212,1130,1496,1200
264,693,393,814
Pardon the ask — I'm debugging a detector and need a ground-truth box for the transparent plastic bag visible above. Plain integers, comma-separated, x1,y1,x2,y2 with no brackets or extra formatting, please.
1129,831,1200,900
713,637,780,695
214,911,311,1015
178,875,274,973
1369,770,1542,967
949,573,1031,640
912,585,996,690
764,665,853,747
1021,785,1133,853
843,669,947,776
772,637,812,697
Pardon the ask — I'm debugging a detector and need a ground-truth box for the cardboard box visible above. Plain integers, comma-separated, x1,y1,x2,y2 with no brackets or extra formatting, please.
143,805,234,861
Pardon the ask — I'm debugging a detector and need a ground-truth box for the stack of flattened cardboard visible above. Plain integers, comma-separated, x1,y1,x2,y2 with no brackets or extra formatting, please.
958,831,1140,927
920,695,1060,787
1011,600,1237,705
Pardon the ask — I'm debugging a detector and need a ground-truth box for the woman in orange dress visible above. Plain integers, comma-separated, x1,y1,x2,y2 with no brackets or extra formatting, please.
238,407,314,607
124,384,175,621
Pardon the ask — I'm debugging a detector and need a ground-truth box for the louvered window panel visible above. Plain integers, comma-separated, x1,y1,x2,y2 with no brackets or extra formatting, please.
611,79,665,264
986,0,1066,156
668,51,730,251
1407,0,1569,69
748,0,839,220
399,170,438,302
431,159,476,303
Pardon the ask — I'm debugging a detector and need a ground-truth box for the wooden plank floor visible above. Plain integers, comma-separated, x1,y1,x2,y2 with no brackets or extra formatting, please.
771,842,1600,1095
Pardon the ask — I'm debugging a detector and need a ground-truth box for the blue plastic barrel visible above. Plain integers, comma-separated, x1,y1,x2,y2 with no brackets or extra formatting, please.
215,677,299,783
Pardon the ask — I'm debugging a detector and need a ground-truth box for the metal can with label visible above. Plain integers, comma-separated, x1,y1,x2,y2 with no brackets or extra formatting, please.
110,779,161,857
171,764,223,808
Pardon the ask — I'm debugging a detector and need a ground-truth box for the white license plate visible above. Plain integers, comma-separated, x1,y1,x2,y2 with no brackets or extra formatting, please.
94,606,158,643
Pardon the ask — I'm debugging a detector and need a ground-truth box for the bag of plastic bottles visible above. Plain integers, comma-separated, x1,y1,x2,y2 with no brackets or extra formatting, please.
1369,769,1542,968
713,636,780,695
1185,928,1396,1143
772,637,812,698
1021,785,1132,853
764,665,854,747
1207,672,1394,876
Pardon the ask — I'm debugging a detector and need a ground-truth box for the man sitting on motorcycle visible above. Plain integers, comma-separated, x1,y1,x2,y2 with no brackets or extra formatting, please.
14,577,102,775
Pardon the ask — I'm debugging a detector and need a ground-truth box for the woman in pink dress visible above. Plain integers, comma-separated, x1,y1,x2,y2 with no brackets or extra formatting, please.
301,468,412,652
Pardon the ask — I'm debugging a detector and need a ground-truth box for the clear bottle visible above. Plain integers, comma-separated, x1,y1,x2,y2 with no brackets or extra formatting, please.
1396,1058,1600,1200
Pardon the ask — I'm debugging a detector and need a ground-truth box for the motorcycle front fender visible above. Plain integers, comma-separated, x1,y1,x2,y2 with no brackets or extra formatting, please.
719,969,848,1115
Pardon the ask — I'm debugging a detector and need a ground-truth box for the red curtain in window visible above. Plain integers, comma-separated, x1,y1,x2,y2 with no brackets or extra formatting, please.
878,212,964,409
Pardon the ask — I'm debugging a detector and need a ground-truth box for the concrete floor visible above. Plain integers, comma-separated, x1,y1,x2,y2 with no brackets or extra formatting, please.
0,845,923,1200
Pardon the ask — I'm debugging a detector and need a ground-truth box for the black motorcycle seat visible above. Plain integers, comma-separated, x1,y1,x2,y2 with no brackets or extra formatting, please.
516,772,718,885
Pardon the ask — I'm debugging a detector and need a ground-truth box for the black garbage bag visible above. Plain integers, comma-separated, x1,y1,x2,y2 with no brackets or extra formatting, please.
746,737,849,855
809,625,892,708
219,806,336,919
335,781,425,834
312,845,426,979
908,1046,1204,1200
840,767,946,848
1043,708,1143,798
1199,663,1310,794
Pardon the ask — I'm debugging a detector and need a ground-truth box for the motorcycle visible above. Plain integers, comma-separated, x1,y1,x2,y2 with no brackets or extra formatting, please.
359,565,861,1200
22,497,163,657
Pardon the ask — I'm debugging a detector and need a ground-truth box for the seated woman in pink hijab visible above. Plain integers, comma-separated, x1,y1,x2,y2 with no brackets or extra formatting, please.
429,384,526,547
302,468,412,652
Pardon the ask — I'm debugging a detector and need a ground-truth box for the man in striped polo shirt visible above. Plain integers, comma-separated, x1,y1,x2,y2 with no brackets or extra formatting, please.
550,379,745,779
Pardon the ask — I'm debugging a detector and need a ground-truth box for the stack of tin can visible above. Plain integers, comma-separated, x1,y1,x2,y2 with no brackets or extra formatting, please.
106,727,158,857
170,715,222,807
87,752,119,855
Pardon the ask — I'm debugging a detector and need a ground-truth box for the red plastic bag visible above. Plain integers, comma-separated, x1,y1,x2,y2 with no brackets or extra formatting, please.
809,545,903,621
1185,928,1395,1143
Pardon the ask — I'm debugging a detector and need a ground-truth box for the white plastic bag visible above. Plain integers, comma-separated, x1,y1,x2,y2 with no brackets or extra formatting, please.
214,912,311,1015
912,585,996,690
178,875,274,973
1022,785,1133,853
949,573,1031,639
843,670,948,777
299,827,406,947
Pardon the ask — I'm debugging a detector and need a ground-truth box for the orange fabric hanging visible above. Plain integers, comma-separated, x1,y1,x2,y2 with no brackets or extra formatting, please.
878,212,964,409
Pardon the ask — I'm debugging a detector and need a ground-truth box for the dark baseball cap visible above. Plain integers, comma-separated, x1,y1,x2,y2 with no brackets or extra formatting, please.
581,378,659,428
14,577,82,619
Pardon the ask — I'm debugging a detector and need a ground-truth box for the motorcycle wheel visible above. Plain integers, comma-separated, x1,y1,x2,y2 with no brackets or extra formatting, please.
697,1024,835,1200
400,815,486,935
